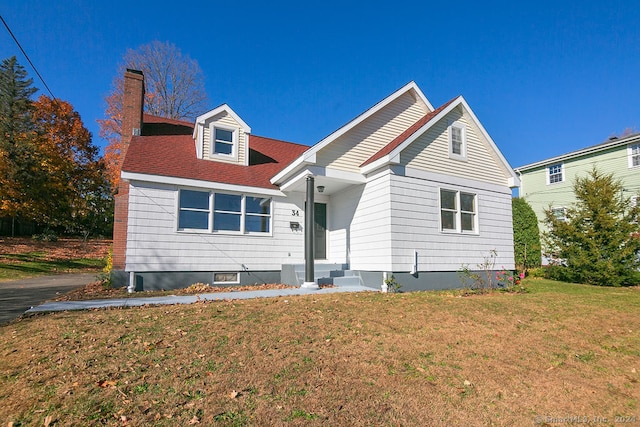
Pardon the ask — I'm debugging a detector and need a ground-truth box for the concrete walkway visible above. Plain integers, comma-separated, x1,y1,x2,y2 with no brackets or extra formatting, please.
26,284,378,315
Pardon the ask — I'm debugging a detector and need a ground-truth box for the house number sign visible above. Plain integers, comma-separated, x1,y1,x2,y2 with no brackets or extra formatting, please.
291,210,300,216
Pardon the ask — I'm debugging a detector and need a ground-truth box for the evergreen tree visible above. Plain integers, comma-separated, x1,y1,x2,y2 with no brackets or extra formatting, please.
512,197,541,272
0,56,41,222
543,168,640,286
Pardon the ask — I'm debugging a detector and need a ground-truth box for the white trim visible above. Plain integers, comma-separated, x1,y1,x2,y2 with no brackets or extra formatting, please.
359,96,519,188
213,272,240,285
448,120,467,161
122,172,285,197
271,81,433,185
515,133,640,172
627,143,640,169
546,163,564,185
210,123,239,161
438,187,479,235
194,104,251,134
551,206,567,222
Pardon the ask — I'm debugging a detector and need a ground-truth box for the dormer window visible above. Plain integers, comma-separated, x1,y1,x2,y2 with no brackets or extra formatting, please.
211,124,238,159
210,123,238,159
214,128,234,155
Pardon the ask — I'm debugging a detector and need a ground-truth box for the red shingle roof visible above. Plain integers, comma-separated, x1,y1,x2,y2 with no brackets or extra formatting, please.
122,118,309,189
360,97,458,167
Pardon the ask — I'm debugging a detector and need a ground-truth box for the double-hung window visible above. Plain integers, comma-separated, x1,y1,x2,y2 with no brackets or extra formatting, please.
440,189,477,233
548,163,563,184
629,144,640,168
178,190,210,230
448,121,466,160
211,125,237,158
214,193,242,231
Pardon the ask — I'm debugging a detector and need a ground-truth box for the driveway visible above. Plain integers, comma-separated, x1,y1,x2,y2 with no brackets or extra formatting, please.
0,273,97,325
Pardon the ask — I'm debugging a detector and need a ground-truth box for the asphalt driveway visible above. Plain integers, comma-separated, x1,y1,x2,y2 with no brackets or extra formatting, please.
0,273,97,325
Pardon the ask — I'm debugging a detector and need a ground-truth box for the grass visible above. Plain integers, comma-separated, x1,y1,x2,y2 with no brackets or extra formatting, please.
0,252,104,281
0,238,110,282
1,279,639,426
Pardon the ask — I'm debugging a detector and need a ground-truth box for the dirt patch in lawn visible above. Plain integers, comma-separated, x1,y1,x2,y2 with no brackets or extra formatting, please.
1,280,639,426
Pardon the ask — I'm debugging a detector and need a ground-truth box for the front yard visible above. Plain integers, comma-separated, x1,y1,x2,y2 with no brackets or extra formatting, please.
1,279,638,426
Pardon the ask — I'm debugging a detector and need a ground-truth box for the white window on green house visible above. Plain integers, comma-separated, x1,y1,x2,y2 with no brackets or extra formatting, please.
552,207,567,222
440,189,477,233
628,144,640,168
548,163,563,184
178,190,210,230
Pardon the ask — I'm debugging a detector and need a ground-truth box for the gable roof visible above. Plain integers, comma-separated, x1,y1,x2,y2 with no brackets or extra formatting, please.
122,117,308,190
515,132,640,172
271,81,433,185
361,97,458,167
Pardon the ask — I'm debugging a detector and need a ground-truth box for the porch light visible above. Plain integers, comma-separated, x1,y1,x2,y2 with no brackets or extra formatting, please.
317,185,325,193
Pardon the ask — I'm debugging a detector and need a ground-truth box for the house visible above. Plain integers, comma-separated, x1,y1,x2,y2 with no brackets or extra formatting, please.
515,132,640,240
112,69,519,292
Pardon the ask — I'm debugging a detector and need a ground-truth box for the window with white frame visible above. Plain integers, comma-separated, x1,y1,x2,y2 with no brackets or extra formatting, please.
178,189,272,234
214,193,242,231
214,272,239,284
212,126,237,157
551,207,567,222
448,122,466,159
548,163,563,184
178,190,210,230
628,144,640,168
440,189,477,233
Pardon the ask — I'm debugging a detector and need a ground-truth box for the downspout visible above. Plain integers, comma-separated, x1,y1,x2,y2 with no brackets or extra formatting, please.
301,176,319,289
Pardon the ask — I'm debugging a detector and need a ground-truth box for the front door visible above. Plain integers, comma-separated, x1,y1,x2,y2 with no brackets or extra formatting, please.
314,203,327,260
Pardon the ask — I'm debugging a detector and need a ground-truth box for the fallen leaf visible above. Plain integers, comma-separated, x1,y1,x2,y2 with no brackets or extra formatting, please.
44,415,53,427
98,380,117,388
228,390,240,399
188,416,200,424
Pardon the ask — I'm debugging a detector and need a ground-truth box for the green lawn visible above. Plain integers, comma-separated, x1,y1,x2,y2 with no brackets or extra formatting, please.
1,279,638,426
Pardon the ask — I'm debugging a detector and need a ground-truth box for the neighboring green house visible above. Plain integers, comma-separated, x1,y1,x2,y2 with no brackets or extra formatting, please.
515,132,640,250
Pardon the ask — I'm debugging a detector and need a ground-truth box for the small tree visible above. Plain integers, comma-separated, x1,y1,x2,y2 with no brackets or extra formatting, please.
512,197,541,272
543,168,640,286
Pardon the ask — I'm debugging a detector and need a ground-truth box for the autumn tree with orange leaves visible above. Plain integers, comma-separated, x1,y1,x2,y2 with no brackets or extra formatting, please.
0,56,112,237
99,41,208,190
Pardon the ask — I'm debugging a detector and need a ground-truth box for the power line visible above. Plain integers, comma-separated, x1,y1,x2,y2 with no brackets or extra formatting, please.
1,14,56,100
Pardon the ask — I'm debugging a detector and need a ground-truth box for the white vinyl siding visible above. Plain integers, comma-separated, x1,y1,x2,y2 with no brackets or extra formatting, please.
202,112,247,165
386,172,514,272
401,108,509,186
316,92,428,172
125,181,304,272
344,170,514,272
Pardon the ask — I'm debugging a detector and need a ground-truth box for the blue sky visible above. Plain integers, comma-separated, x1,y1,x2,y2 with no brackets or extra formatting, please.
1,1,639,169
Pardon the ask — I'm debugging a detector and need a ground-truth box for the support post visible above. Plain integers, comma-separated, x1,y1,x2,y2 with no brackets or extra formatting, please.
301,176,319,289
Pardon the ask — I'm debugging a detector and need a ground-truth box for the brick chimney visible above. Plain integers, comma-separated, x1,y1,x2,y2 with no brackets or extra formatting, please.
112,69,145,277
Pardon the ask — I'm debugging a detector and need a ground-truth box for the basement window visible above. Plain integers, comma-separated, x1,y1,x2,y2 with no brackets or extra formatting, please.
214,272,239,284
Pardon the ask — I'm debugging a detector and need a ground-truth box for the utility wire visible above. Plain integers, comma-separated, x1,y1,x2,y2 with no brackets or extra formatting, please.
1,14,56,100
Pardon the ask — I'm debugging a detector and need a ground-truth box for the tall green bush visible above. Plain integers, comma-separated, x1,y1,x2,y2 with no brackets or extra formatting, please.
512,197,541,271
543,168,640,286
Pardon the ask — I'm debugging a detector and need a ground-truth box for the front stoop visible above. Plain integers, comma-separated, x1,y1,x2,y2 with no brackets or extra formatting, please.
281,264,364,287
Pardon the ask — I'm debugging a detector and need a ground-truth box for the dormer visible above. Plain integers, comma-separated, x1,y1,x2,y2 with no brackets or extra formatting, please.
193,104,251,165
